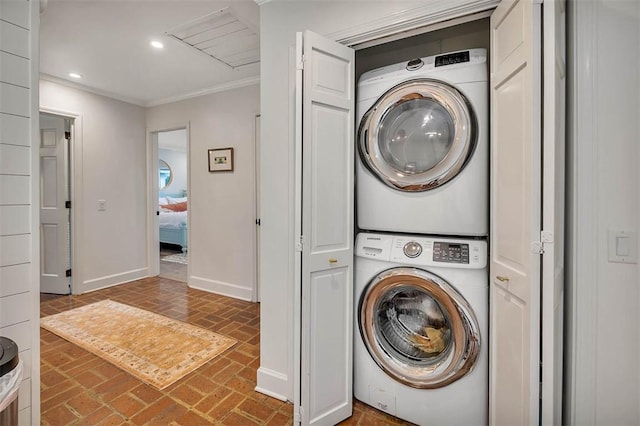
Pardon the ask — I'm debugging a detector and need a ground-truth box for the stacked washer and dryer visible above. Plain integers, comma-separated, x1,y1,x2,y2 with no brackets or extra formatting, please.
354,48,489,425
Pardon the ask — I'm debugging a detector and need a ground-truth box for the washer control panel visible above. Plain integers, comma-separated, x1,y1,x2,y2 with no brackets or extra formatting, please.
356,232,487,269
433,241,469,264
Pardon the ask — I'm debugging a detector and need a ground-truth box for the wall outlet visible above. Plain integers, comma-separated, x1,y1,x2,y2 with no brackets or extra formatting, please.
98,200,106,211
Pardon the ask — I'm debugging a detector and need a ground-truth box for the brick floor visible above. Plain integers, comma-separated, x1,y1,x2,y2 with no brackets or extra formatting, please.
40,277,412,425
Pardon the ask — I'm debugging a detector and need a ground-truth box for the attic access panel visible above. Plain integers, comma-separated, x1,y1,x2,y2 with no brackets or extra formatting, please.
165,7,259,70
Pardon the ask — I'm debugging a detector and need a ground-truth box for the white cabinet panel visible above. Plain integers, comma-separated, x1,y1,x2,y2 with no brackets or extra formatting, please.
310,104,348,252
0,292,31,326
0,175,30,204
0,144,30,175
0,51,29,87
0,82,29,117
307,268,350,422
18,406,31,426
0,20,29,58
19,349,31,379
0,0,30,29
0,234,30,266
0,318,30,348
0,263,31,297
17,378,30,410
0,205,30,236
0,113,29,146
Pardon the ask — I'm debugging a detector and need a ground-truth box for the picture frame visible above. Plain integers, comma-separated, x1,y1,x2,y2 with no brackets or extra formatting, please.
208,147,234,172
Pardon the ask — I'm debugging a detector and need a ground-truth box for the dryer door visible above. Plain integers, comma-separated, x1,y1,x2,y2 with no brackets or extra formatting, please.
359,267,480,389
358,78,477,191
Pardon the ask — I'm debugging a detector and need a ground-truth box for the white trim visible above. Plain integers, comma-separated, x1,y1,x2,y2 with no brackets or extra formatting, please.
254,0,272,5
82,267,149,293
327,0,499,47
145,76,261,107
39,73,146,106
29,2,41,424
256,367,289,402
146,123,190,279
40,73,261,108
567,0,598,424
39,106,83,296
189,276,253,302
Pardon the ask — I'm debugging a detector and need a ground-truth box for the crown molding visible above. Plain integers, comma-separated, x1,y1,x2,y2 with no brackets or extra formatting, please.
327,0,499,47
254,0,272,5
146,75,260,107
39,73,146,106
40,73,261,108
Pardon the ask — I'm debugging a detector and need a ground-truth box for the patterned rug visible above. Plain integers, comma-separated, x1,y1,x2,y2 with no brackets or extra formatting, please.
40,300,236,389
161,253,188,265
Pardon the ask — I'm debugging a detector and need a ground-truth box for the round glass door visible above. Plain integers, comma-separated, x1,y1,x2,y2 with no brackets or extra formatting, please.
359,78,477,191
359,267,480,389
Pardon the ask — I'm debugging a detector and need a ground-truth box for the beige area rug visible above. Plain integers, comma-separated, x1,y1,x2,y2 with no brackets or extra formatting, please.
40,300,237,389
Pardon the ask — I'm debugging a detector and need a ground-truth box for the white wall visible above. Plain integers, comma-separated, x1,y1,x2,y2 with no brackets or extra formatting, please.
146,83,259,301
40,80,148,293
257,0,494,401
158,148,187,196
567,0,640,424
0,0,39,423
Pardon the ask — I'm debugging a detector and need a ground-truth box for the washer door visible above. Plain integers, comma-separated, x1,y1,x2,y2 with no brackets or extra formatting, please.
359,267,480,389
358,78,477,191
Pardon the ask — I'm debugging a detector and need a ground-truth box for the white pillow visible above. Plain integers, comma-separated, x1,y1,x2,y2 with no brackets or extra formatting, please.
159,197,167,205
166,196,187,204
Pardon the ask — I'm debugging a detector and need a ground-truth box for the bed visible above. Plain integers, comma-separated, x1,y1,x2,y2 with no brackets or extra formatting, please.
159,193,187,252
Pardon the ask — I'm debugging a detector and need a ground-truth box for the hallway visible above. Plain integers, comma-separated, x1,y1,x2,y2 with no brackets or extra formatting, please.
40,278,409,425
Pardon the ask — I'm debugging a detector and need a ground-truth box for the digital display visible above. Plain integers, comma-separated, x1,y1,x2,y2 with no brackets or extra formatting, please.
433,242,469,264
435,51,470,67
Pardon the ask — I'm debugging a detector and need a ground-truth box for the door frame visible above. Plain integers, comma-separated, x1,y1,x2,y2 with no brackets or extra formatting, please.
38,107,83,294
254,114,261,302
146,123,190,279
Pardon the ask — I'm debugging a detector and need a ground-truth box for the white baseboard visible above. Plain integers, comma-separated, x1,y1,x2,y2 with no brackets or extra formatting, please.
81,267,148,293
189,276,253,301
256,367,290,402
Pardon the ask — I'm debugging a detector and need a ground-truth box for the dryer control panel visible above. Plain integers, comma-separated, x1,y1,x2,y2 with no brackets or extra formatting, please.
355,232,487,269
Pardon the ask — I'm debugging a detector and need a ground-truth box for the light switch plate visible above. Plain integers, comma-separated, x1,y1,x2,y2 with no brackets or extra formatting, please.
608,230,637,264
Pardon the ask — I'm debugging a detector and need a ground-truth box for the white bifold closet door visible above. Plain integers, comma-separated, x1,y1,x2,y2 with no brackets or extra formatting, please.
294,30,355,426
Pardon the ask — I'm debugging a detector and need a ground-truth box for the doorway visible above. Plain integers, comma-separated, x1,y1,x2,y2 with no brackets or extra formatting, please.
149,126,189,283
39,112,73,296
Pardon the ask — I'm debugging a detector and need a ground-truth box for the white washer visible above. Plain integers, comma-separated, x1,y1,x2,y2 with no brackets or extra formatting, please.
357,49,488,236
354,232,488,426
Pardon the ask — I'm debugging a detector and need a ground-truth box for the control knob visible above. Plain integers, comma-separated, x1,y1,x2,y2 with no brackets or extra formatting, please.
403,241,422,258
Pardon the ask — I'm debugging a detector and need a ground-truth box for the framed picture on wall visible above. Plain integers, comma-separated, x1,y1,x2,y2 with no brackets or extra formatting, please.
208,147,234,172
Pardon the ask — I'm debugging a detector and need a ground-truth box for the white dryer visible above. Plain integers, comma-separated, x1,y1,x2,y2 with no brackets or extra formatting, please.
357,49,488,236
354,232,488,426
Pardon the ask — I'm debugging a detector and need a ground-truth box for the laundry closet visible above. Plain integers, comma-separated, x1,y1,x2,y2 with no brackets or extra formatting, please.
258,1,564,426
351,18,491,426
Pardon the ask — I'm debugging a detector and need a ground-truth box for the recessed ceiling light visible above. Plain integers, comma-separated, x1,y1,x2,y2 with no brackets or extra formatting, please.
68,72,82,79
150,40,164,49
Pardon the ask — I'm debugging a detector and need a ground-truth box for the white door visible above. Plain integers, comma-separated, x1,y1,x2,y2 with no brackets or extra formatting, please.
295,30,355,426
39,113,70,294
541,0,566,423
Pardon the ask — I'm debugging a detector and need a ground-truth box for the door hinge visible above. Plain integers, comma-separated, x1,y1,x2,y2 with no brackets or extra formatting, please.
256,218,261,226
294,406,303,424
531,241,544,255
295,235,304,252
65,200,71,209
65,269,72,277
532,231,554,254
296,54,305,71
64,131,71,140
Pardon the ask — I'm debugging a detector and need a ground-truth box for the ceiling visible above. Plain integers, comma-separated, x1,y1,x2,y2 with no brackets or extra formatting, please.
40,0,260,106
